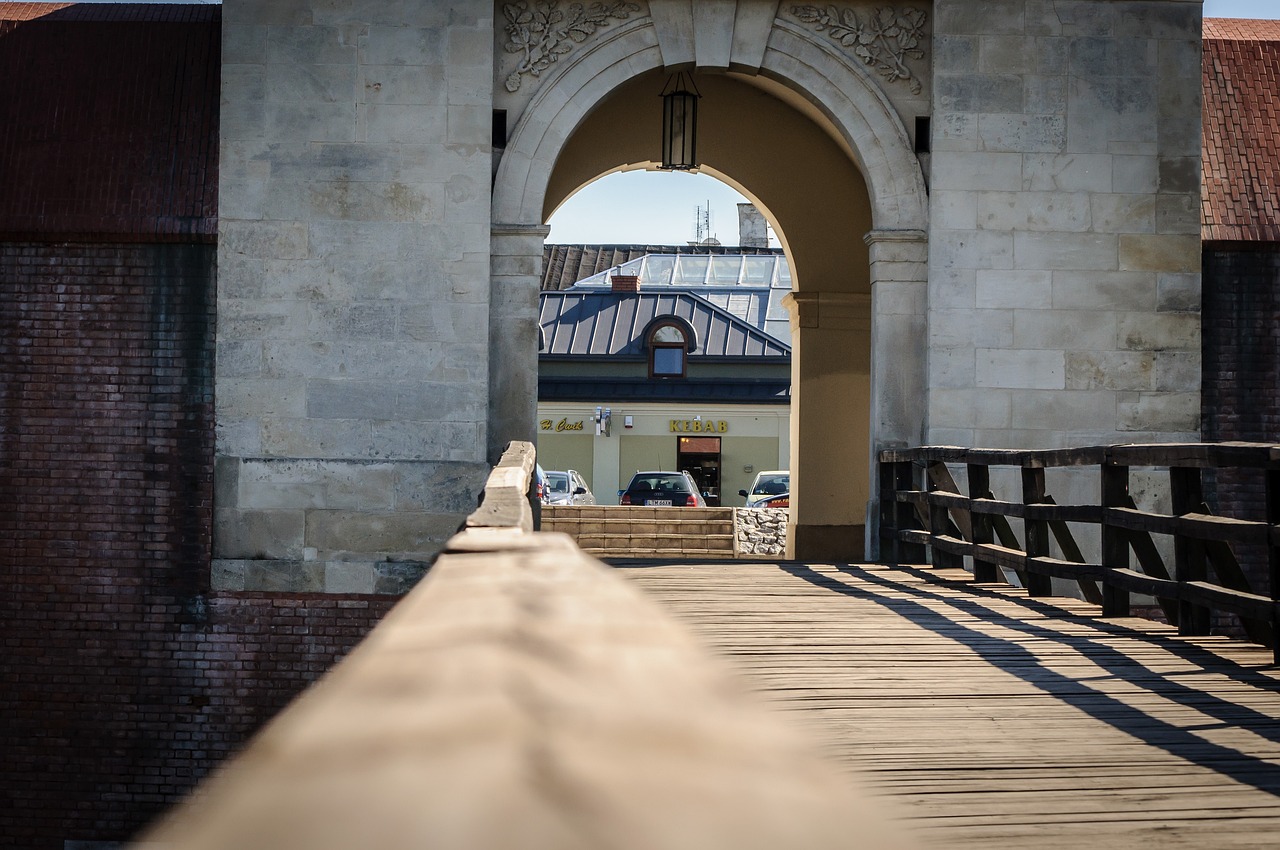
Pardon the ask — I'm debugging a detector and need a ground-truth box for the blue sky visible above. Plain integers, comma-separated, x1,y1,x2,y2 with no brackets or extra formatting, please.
548,0,1280,246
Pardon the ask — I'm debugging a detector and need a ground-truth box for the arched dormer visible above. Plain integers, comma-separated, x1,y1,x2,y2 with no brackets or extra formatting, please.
642,315,698,378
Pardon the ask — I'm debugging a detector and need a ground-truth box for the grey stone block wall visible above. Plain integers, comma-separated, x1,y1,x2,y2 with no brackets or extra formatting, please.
927,0,1202,449
216,0,496,583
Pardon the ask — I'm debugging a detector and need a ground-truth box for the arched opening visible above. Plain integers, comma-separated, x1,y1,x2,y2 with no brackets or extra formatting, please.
492,14,928,559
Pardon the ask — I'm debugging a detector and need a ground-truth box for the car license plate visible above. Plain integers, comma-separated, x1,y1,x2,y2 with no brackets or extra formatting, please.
649,499,672,506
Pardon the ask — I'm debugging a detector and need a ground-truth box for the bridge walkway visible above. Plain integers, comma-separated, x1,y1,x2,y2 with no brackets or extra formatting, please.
615,558,1280,850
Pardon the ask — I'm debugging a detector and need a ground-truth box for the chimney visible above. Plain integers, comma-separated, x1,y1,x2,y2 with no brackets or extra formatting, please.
737,203,768,248
610,272,641,293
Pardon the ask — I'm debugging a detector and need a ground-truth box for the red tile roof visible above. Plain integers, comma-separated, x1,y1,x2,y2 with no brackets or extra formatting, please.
1203,18,1280,242
0,3,221,241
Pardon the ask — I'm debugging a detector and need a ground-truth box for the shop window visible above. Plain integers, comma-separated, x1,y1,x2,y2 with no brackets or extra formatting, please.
649,323,688,377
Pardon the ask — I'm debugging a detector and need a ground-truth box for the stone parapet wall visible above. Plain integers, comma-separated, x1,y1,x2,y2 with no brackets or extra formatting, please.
736,508,789,557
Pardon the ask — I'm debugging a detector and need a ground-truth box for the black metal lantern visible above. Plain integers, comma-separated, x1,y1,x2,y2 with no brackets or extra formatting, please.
659,72,700,171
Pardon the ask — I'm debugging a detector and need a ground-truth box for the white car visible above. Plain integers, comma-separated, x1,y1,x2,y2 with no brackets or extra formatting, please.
544,469,596,505
739,470,790,507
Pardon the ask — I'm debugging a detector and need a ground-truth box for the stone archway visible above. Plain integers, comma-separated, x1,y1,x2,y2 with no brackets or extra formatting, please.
490,2,929,558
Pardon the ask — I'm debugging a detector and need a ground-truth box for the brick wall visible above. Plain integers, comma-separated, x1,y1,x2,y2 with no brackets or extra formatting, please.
0,242,395,848
1201,242,1280,597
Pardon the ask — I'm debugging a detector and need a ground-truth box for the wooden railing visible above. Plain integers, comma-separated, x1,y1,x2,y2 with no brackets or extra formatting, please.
136,441,915,850
879,443,1280,663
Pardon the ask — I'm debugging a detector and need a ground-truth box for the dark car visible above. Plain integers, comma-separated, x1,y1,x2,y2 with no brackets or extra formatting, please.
619,470,707,507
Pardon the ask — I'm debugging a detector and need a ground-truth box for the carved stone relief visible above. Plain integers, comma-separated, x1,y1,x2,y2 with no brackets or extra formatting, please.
786,5,928,94
501,1,644,92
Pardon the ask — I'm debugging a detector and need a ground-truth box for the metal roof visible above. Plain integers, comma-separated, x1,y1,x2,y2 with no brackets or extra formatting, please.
539,376,790,404
539,290,791,360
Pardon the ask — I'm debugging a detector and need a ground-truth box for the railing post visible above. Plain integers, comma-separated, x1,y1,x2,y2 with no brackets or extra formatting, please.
1101,459,1131,617
928,461,965,569
1172,466,1211,636
1021,464,1053,597
1266,468,1280,665
897,460,927,564
878,458,898,564
968,462,997,582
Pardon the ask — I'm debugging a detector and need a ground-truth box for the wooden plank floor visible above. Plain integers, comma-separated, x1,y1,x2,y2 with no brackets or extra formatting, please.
613,559,1280,849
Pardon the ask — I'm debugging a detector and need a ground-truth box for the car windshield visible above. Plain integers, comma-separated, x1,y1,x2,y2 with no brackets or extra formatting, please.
546,472,570,493
751,474,789,495
627,473,693,493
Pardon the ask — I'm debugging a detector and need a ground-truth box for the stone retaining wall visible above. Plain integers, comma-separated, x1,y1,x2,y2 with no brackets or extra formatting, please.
735,508,788,557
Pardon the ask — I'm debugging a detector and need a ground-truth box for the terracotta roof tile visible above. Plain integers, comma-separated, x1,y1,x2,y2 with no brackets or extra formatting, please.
0,4,221,240
1203,18,1280,242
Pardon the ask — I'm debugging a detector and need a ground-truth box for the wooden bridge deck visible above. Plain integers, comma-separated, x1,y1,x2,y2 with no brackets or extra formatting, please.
615,559,1280,850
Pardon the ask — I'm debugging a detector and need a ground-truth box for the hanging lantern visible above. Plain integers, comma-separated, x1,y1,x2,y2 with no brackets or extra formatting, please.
659,72,700,171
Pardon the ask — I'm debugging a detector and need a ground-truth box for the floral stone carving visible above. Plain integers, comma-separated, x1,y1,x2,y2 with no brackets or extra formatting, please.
502,1,643,92
789,5,928,94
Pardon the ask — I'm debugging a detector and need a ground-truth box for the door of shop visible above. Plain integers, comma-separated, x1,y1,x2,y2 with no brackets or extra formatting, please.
677,436,721,506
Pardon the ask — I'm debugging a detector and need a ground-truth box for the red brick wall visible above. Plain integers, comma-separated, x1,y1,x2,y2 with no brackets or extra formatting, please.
0,243,395,848
1201,242,1280,598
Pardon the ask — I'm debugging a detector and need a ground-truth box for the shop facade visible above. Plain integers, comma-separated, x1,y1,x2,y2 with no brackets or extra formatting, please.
535,401,789,507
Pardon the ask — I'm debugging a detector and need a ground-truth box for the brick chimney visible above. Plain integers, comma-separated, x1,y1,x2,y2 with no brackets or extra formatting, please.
611,273,641,293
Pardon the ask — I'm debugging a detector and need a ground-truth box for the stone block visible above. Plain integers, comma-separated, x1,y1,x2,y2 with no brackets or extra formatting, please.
359,103,446,145
266,101,357,144
223,24,268,64
211,559,246,591
1118,313,1200,352
1158,156,1199,194
267,62,358,104
370,420,482,462
358,25,446,66
1070,37,1156,77
374,561,430,595
305,380,394,420
929,347,976,389
238,460,397,510
933,112,977,152
266,25,359,66
977,348,1065,389
1156,273,1200,312
220,378,308,418
217,340,264,377
393,461,488,513
936,35,978,72
243,559,325,592
930,308,1013,348
1023,75,1067,113
978,191,1090,231
978,35,1041,74
325,560,375,594
1051,270,1156,311
221,220,309,260
934,229,1015,270
260,417,374,458
1152,351,1200,393
1119,234,1200,273
1118,392,1199,433
931,153,1025,192
400,303,490,343
931,190,978,229
1013,308,1117,350
977,270,1052,309
1022,153,1113,193
1090,194,1156,233
1112,155,1159,193
360,64,447,106
214,508,305,560
1011,390,1117,430
978,114,1066,153
1156,193,1200,235
1013,232,1117,271
1065,350,1154,391
936,0,1026,36
305,510,461,557
215,418,263,457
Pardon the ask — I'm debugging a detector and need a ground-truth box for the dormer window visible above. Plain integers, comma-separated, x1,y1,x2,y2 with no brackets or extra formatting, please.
649,322,688,377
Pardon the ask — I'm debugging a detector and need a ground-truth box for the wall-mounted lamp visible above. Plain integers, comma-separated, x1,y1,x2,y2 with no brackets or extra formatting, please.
659,71,700,171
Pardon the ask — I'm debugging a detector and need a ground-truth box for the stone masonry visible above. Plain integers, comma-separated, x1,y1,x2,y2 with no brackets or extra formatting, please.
927,0,1202,448
215,0,496,588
